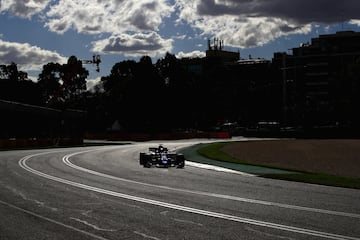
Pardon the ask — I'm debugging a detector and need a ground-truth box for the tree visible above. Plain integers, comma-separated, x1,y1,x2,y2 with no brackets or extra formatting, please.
97,60,138,131
156,53,198,129
61,56,88,100
99,56,172,132
155,52,178,86
101,60,137,95
0,63,42,105
38,56,89,107
37,62,62,105
0,62,28,81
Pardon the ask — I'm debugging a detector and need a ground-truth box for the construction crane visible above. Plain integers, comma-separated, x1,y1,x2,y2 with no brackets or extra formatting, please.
82,54,101,72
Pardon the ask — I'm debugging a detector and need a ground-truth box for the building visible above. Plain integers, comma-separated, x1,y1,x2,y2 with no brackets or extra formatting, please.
222,58,279,126
273,31,360,129
180,39,280,127
206,38,240,63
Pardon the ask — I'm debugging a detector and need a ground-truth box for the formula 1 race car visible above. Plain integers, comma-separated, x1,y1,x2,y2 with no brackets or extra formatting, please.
139,145,185,168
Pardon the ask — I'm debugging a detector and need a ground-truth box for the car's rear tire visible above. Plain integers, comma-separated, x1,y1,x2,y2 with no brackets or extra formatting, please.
144,160,152,168
140,153,146,165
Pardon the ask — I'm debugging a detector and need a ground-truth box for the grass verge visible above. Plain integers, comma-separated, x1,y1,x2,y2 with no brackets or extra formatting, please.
197,142,240,163
197,142,360,189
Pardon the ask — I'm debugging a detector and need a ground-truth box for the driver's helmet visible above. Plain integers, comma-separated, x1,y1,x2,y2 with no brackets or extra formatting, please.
159,145,166,152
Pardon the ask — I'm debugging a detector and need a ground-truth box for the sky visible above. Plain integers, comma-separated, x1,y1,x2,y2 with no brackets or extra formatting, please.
1,0,360,89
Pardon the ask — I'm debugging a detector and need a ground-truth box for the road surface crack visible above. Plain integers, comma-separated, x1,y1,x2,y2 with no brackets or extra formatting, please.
70,217,117,232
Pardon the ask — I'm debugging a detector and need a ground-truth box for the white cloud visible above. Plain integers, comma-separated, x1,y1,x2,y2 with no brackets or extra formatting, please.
174,0,358,48
1,0,176,57
176,50,205,59
2,0,360,54
44,0,175,56
45,0,173,35
27,75,38,82
86,76,101,91
350,20,360,26
0,0,49,18
0,39,67,71
92,32,173,57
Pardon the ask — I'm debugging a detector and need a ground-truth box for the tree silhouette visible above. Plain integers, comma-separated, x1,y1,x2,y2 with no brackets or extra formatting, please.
97,60,137,131
0,62,42,105
38,56,88,108
37,62,62,105
156,53,199,129
0,62,28,81
61,56,88,100
99,57,168,132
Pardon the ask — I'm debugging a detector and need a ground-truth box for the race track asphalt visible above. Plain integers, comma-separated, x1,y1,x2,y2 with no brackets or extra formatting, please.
0,140,359,240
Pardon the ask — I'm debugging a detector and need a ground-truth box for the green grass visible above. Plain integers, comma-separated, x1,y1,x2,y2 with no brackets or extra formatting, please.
197,142,242,164
197,142,360,189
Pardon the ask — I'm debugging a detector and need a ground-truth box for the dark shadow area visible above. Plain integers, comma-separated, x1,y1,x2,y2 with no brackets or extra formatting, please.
1,32,360,142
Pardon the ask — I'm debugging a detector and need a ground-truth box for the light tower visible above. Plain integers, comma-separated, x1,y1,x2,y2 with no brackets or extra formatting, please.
82,54,101,72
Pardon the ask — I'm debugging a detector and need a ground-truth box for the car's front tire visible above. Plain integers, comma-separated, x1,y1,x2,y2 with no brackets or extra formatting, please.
176,154,185,168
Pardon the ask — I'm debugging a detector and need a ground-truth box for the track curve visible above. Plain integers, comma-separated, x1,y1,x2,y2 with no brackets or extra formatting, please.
0,140,359,240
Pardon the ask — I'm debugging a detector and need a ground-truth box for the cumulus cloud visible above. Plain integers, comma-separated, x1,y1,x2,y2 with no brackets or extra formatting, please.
1,0,175,57
45,0,173,35
0,0,49,18
1,0,360,55
175,0,360,48
44,0,175,56
86,76,101,91
176,50,205,59
0,39,67,71
350,20,360,26
92,32,173,57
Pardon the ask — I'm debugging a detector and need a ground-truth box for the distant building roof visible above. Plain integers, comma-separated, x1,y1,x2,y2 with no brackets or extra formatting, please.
236,58,270,65
205,38,240,62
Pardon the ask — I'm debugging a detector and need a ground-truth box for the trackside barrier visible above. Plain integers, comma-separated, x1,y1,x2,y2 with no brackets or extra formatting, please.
84,132,232,141
0,132,231,149
0,138,83,149
215,132,231,139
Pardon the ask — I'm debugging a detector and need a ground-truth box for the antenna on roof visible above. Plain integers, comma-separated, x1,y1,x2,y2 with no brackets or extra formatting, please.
208,38,224,51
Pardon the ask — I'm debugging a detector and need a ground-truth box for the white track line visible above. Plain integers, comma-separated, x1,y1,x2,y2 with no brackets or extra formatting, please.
186,161,255,176
18,151,360,240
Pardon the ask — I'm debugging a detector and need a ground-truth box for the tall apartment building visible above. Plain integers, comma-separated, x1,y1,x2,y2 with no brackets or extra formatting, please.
273,31,360,128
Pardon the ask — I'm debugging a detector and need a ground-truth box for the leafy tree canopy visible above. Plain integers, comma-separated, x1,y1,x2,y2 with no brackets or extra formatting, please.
38,56,88,107
0,62,28,81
